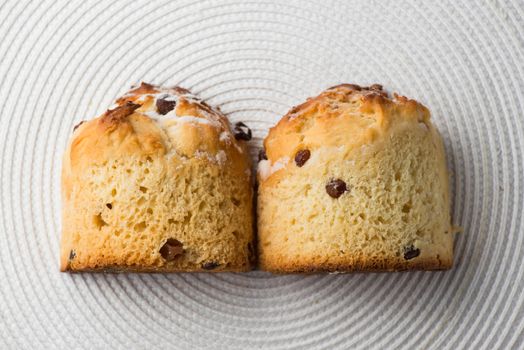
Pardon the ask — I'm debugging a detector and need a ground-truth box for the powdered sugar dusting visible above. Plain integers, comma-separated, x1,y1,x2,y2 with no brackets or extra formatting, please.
258,157,289,180
144,110,161,119
162,94,178,102
220,131,231,143
175,115,215,125
194,150,227,166
216,150,227,165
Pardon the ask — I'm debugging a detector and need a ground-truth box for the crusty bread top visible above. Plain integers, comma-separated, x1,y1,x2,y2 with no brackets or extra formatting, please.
67,82,249,176
258,84,433,182
64,83,252,206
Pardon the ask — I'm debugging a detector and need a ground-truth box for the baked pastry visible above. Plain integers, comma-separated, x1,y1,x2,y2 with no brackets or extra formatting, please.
61,83,254,272
257,84,454,272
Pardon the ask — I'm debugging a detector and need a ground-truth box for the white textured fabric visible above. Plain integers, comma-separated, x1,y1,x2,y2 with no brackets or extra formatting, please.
0,0,523,349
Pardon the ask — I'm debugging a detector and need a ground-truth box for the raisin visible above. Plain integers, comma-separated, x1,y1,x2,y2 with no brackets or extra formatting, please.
159,238,184,261
404,245,420,260
325,179,348,198
294,149,311,167
258,149,268,161
233,122,252,141
202,262,220,270
156,96,177,115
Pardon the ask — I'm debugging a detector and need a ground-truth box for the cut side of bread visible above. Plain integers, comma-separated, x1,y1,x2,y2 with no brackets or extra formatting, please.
257,84,455,272
61,83,254,272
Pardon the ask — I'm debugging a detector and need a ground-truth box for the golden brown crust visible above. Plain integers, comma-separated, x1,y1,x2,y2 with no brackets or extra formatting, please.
100,101,141,126
259,253,452,274
64,263,252,273
257,84,454,273
262,84,430,172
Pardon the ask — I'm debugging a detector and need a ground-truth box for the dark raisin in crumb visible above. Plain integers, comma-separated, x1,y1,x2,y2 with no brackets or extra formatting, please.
69,250,76,260
159,238,184,261
233,122,252,141
73,121,85,132
403,245,420,260
106,203,112,209
294,149,311,167
202,262,220,270
258,149,268,161
325,179,348,198
156,97,177,115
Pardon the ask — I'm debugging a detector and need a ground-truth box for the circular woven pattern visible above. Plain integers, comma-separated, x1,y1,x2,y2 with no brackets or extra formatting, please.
0,0,523,348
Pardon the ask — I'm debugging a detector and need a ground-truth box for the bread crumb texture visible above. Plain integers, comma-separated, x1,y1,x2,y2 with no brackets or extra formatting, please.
257,84,454,272
61,83,254,272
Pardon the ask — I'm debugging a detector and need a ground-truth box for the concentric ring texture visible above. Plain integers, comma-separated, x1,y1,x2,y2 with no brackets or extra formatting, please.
0,0,523,348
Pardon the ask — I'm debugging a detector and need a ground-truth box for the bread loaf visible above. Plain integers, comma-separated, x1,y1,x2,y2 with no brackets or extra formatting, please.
61,83,254,272
257,84,454,272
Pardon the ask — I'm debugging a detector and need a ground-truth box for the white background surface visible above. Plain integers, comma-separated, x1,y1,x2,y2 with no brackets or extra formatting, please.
0,0,523,349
